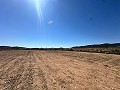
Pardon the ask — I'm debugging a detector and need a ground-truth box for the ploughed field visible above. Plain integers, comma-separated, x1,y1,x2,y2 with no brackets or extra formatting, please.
0,50,120,90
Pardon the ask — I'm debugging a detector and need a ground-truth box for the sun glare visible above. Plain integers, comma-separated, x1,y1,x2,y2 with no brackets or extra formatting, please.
33,0,43,19
32,0,45,30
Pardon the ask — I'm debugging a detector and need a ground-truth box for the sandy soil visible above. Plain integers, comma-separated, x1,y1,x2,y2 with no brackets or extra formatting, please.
0,50,120,90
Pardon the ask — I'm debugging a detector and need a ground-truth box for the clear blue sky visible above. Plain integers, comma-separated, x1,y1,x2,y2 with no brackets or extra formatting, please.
0,0,120,48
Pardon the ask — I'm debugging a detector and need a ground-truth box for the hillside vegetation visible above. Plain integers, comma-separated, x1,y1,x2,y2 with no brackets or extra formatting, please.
72,43,120,55
0,43,120,55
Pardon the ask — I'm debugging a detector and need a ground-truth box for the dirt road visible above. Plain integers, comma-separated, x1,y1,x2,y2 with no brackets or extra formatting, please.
0,50,120,90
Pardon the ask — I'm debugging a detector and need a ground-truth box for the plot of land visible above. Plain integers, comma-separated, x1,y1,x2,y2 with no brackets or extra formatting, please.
0,50,120,90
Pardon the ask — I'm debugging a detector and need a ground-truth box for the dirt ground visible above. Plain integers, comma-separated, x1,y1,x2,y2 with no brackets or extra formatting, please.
0,50,120,90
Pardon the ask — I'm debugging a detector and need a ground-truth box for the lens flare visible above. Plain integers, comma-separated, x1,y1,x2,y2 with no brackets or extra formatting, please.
34,0,43,19
32,0,45,30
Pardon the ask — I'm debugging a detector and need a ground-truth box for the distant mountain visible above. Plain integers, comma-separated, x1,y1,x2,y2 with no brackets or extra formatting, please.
72,43,120,48
0,43,120,51
0,46,55,50
0,46,27,50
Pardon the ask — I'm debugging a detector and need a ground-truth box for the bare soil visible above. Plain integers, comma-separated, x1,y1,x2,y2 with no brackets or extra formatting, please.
0,50,120,90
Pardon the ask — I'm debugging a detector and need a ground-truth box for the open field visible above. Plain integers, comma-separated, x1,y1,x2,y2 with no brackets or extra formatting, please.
0,50,120,90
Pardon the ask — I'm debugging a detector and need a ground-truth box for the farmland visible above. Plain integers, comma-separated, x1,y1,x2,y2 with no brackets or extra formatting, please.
0,50,120,90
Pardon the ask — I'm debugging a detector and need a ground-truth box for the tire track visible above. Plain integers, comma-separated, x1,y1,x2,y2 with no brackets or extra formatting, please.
31,51,48,90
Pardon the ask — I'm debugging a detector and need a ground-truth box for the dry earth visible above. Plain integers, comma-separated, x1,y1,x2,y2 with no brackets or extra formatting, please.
0,50,120,90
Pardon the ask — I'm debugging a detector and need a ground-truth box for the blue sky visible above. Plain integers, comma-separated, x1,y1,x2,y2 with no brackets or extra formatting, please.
0,0,120,48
